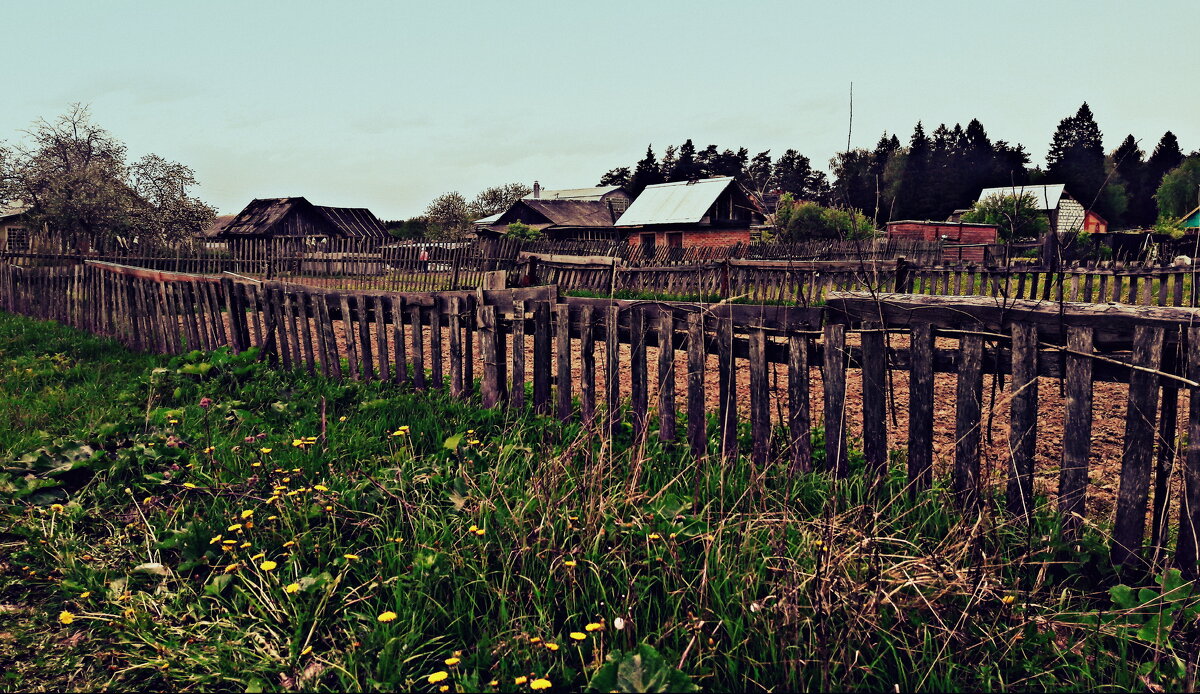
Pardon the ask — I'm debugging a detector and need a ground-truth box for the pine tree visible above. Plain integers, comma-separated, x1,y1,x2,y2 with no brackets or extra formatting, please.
774,149,816,199
1145,132,1184,212
671,139,701,181
895,121,933,219
745,150,773,198
1111,135,1147,226
627,146,664,197
1046,103,1107,211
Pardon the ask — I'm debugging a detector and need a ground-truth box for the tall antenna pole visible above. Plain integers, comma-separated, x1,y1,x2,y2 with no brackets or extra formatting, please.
846,82,854,153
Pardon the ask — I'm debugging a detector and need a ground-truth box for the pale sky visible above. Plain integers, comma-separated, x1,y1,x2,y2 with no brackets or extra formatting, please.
4,0,1197,219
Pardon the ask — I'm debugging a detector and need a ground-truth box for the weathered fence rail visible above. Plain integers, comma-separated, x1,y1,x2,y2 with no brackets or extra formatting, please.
4,260,1200,578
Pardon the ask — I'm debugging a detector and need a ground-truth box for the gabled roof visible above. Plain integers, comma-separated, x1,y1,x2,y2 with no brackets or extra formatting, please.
616,177,741,226
491,199,618,231
977,184,1068,211
473,212,503,226
1182,205,1200,227
216,197,386,238
525,186,625,202
0,203,31,222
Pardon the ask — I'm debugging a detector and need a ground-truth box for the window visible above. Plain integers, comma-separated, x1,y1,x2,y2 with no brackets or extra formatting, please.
640,233,656,254
6,227,28,251
667,232,683,248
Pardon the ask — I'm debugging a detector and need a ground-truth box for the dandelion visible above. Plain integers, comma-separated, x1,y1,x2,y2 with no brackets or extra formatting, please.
585,622,603,632
285,583,301,594
475,528,485,536
563,560,577,568
569,632,586,641
221,539,237,545
79,591,91,599
648,533,661,540
377,611,397,622
428,671,449,684
259,560,278,571
314,484,329,492
530,679,551,691
283,540,296,548
182,482,197,489
267,515,278,521
343,554,359,561
50,503,65,513
514,675,529,685
251,462,262,468
228,523,243,532
544,642,560,651
251,553,265,561
338,416,347,422
300,645,313,656
529,637,542,644
1001,595,1016,605
169,419,179,425
240,509,254,519
439,686,448,693
260,448,272,454
444,657,460,666
488,681,499,687
203,446,215,454
224,563,240,574
58,610,75,625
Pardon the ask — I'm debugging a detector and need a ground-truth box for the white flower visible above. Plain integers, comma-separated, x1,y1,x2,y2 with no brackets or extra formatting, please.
613,617,626,631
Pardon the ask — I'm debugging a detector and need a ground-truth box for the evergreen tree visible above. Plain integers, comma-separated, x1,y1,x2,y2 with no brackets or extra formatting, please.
658,145,678,181
1046,103,1107,211
671,139,701,181
1145,131,1184,211
991,141,1031,187
774,149,817,200
745,150,773,198
598,167,630,188
1111,134,1148,226
829,148,876,214
627,145,664,197
895,121,933,219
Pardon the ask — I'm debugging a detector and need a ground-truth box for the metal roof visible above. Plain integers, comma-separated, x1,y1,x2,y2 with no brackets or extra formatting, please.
977,184,1067,211
525,186,623,201
473,212,503,225
615,177,735,226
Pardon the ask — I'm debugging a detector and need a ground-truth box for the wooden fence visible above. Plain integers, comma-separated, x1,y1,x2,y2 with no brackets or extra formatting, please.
4,260,1200,577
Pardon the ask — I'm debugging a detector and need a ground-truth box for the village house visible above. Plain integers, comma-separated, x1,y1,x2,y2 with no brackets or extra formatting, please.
0,204,32,251
207,197,388,247
614,176,766,251
474,183,632,240
885,220,999,264
975,184,1104,235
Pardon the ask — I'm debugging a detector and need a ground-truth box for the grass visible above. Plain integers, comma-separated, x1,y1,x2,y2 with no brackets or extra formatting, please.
0,310,1195,692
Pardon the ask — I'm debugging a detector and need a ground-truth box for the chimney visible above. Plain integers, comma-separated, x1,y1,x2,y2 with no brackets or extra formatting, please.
533,181,541,199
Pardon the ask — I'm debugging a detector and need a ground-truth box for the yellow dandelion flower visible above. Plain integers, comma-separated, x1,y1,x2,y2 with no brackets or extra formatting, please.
468,524,478,532
569,632,586,641
168,419,179,424
222,539,237,545
439,687,448,693
228,523,242,532
377,611,397,622
203,446,215,454
58,610,75,625
585,622,603,632
648,533,661,540
260,447,272,454
488,680,499,687
239,542,252,549
224,563,240,573
314,484,329,492
251,553,265,561
267,515,278,521
339,416,347,422
240,509,254,519
283,540,296,548
544,642,560,651
50,503,65,513
343,554,359,560
428,671,449,684
285,583,301,594
209,535,223,544
251,461,262,468
79,591,91,599
474,528,485,536
123,607,136,618
529,636,542,643
563,560,577,567
324,505,333,511
301,645,313,656
444,656,460,666
182,482,197,489
514,675,529,685
259,560,278,571
530,679,552,691
1001,595,1016,605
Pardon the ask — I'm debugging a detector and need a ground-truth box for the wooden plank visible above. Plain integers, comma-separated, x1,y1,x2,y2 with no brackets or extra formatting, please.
952,333,985,511
606,304,621,438
316,293,338,379
430,297,444,388
687,311,707,461
391,296,407,384
579,305,596,427
449,297,464,398
533,301,551,414
630,306,649,440
657,310,677,442
822,323,848,477
355,295,374,380
556,303,572,421
788,333,811,476
1112,325,1166,568
749,324,770,469
463,295,475,395
297,290,316,374
409,304,426,389
1152,383,1179,555
717,315,738,460
1059,325,1094,537
1006,323,1039,516
1176,326,1200,576
338,295,358,380
283,291,301,370
374,294,389,382
479,305,500,408
510,300,526,408
860,326,887,477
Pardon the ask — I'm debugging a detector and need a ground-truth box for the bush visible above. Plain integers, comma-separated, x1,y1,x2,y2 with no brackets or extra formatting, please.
774,194,874,241
505,221,543,241
961,192,1049,241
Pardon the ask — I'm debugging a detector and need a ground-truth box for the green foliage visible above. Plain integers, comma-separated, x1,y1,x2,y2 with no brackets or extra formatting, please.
774,194,874,241
1156,156,1200,219
589,645,698,692
961,192,1050,241
505,221,543,241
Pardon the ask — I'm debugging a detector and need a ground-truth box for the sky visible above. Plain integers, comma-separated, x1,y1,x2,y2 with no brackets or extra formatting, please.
3,0,1197,219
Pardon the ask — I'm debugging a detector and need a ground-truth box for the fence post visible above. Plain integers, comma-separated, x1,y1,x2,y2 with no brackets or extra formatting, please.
894,255,911,293
479,305,499,408
222,277,249,353
952,332,984,511
822,323,848,477
1006,323,1039,516
1112,325,1166,569
555,303,572,421
533,301,551,414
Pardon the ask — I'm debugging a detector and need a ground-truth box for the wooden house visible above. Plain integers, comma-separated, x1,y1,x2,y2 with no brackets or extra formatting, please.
614,177,766,252
886,220,998,264
0,205,31,251
478,198,624,241
209,197,388,247
976,184,1089,234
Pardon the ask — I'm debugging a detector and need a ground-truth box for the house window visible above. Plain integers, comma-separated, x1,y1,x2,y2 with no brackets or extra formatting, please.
640,233,656,254
6,227,28,251
667,232,683,248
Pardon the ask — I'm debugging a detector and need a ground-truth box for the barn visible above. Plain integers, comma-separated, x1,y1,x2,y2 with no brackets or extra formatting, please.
614,177,766,252
886,220,998,264
210,197,388,247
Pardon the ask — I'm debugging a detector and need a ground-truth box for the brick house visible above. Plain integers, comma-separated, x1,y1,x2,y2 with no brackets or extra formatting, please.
886,220,998,264
615,177,766,252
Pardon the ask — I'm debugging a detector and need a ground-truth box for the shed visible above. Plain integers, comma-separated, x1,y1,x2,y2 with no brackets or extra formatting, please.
614,177,766,251
886,220,998,264
212,197,388,244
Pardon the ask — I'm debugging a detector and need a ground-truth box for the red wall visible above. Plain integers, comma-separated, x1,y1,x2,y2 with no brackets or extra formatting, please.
626,229,751,250
886,222,997,264
1083,211,1107,234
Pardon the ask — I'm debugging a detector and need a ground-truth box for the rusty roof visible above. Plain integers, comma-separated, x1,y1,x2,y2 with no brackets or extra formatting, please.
216,197,386,239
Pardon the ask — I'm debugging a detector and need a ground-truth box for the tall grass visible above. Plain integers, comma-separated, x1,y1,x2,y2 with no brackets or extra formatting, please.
0,310,1188,692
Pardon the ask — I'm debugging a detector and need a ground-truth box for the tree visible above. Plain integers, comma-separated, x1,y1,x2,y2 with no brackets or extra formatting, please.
1110,134,1147,226
468,182,531,219
1156,156,1200,219
894,121,934,220
423,191,472,240
627,145,664,197
960,192,1049,241
598,167,630,187
1146,132,1184,208
829,148,875,213
669,139,701,182
384,217,428,239
773,195,873,241
504,221,543,240
744,149,773,200
1046,103,1107,213
0,104,214,243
